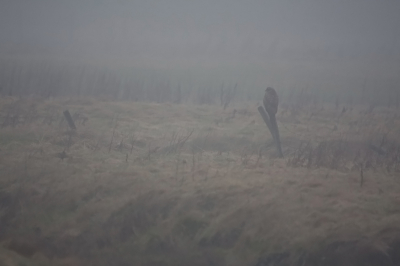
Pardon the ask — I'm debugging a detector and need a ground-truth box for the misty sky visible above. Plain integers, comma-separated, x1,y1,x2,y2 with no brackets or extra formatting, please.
1,0,399,91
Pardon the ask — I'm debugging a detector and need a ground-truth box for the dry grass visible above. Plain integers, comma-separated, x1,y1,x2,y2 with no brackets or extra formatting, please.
1,96,400,266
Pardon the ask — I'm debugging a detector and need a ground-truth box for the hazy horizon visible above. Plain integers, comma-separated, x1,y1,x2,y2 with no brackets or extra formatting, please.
1,0,399,94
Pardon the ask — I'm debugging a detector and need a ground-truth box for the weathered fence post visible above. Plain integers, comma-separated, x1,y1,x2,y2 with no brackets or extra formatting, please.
63,110,76,130
258,106,283,157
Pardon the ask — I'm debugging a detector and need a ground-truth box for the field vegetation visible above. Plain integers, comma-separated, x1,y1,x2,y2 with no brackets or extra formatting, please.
1,91,400,265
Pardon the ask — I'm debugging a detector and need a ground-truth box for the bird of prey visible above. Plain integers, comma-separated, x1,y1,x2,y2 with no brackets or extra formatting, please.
263,87,279,136
262,87,283,157
263,87,279,116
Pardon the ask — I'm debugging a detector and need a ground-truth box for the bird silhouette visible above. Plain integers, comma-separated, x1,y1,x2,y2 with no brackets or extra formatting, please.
262,87,283,157
263,87,278,115
263,87,279,130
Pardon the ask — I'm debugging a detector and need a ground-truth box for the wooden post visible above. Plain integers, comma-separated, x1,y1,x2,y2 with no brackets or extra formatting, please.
63,110,76,130
360,167,364,187
258,106,283,157
258,106,274,133
273,118,283,158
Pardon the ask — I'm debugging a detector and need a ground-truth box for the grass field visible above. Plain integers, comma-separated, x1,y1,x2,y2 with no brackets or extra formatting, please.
1,96,400,266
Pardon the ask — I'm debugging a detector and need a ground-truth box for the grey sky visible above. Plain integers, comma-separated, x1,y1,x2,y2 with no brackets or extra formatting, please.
1,0,399,91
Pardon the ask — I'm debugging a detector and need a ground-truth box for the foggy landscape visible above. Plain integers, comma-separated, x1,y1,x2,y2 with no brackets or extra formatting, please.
0,1,400,265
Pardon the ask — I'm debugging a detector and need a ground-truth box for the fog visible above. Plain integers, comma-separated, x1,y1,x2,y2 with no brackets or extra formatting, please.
2,2,400,265
0,0,399,101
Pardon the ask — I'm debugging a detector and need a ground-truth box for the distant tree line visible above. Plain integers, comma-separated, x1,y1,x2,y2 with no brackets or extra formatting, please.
0,59,398,109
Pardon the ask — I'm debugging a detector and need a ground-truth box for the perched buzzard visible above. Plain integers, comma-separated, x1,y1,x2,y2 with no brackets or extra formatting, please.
263,87,279,116
262,87,283,157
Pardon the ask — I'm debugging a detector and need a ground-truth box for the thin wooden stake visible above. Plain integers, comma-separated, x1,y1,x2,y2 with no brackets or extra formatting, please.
63,110,76,130
109,127,116,153
360,167,364,187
